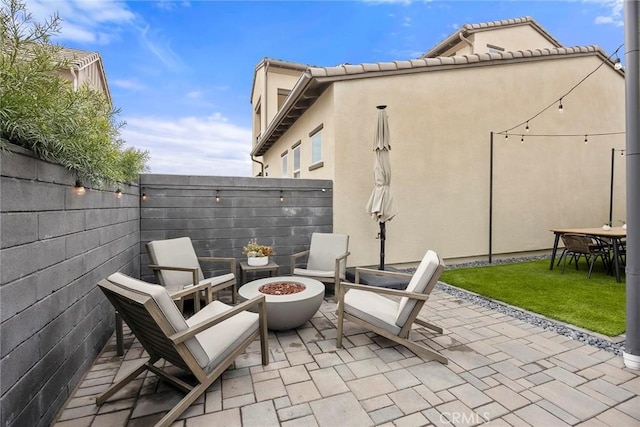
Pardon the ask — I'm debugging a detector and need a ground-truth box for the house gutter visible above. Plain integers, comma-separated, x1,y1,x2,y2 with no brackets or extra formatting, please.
69,66,79,91
459,32,474,54
251,155,264,177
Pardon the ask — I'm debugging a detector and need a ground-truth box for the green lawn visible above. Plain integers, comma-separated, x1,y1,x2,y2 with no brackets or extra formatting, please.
439,259,626,337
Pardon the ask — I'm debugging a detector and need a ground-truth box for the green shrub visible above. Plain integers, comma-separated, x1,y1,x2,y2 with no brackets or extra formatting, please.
0,0,148,186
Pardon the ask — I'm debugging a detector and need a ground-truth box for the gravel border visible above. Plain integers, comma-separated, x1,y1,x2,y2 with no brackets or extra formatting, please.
409,255,626,355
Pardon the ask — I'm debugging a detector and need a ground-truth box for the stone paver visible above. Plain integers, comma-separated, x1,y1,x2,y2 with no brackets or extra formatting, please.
51,289,639,427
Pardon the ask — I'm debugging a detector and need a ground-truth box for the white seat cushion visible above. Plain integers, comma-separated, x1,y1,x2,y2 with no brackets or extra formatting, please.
201,272,235,287
147,237,204,290
294,268,335,279
395,250,440,327
186,301,259,373
344,289,401,335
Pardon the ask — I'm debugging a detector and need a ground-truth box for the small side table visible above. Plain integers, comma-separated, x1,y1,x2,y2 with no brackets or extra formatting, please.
239,260,279,286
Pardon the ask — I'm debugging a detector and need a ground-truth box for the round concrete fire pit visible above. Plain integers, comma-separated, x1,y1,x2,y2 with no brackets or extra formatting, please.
238,276,325,331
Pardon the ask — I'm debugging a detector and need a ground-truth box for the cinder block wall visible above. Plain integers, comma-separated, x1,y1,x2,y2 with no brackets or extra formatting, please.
0,145,140,427
139,174,333,282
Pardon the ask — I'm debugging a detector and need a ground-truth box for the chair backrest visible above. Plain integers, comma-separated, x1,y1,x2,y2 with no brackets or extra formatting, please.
307,233,349,277
395,250,444,327
146,237,204,290
101,272,210,370
561,234,592,254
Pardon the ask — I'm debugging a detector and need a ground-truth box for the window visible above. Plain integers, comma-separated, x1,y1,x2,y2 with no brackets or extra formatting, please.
281,151,288,177
486,43,504,54
292,141,301,178
253,101,262,144
309,124,323,165
277,89,290,110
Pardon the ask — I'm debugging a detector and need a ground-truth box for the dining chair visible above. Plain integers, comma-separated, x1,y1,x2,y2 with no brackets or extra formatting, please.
559,233,611,278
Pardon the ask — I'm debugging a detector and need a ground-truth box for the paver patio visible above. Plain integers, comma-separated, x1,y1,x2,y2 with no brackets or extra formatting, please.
52,287,639,426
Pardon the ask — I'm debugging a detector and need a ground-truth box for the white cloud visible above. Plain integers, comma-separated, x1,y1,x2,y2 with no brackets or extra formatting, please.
137,24,185,71
121,114,253,177
588,0,624,27
113,79,146,90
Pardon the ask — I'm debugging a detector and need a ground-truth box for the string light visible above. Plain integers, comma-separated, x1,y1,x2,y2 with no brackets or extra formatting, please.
74,180,86,196
115,188,123,199
215,189,220,203
141,189,148,201
521,135,524,143
280,190,284,202
614,58,623,70
584,135,588,144
505,131,508,140
496,44,624,137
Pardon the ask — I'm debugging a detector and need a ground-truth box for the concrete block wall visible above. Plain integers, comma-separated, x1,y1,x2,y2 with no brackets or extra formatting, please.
139,175,333,283
0,145,140,427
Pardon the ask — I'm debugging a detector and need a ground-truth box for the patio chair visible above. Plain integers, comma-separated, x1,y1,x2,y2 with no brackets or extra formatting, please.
290,232,350,294
336,250,448,364
559,233,611,278
146,237,237,312
96,272,268,427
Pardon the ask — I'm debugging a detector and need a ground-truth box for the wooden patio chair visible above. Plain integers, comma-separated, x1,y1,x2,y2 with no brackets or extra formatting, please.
146,236,237,312
336,250,447,364
290,232,350,294
96,272,268,427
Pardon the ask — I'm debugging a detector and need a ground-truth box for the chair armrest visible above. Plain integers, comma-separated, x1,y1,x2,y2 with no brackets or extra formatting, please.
149,265,200,292
334,251,351,291
169,280,211,299
340,281,430,301
169,295,266,344
290,250,310,272
197,257,237,274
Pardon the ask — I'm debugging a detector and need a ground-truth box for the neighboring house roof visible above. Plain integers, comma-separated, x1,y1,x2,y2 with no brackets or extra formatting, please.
251,45,619,157
59,47,112,105
420,16,563,58
250,57,315,102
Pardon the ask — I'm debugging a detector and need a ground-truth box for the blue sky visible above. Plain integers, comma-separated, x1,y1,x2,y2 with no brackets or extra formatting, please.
26,0,624,177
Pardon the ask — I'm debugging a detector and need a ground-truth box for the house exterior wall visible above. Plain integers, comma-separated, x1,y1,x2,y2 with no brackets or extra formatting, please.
58,61,108,94
251,62,305,154
260,86,336,180
267,54,625,267
437,25,559,57
0,145,140,427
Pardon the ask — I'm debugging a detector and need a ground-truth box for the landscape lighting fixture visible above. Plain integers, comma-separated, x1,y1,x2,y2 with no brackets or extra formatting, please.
74,180,86,196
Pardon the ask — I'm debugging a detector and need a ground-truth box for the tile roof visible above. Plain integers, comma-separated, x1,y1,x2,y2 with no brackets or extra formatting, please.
420,16,563,58
251,45,614,157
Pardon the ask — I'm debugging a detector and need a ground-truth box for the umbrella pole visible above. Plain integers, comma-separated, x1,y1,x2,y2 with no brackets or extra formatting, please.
379,221,386,270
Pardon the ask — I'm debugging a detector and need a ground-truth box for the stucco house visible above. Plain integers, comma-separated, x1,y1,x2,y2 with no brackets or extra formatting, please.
57,47,111,104
250,16,626,267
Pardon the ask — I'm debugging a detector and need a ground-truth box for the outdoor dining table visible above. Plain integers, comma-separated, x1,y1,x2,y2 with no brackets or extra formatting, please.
549,227,627,282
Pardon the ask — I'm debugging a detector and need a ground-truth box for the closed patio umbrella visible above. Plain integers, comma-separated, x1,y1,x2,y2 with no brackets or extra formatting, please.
365,105,398,270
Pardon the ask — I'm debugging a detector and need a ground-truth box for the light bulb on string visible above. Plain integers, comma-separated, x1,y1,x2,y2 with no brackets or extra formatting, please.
520,135,524,144
614,58,623,70
525,121,530,132
584,135,588,144
558,98,564,113
215,190,220,203
505,132,508,140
